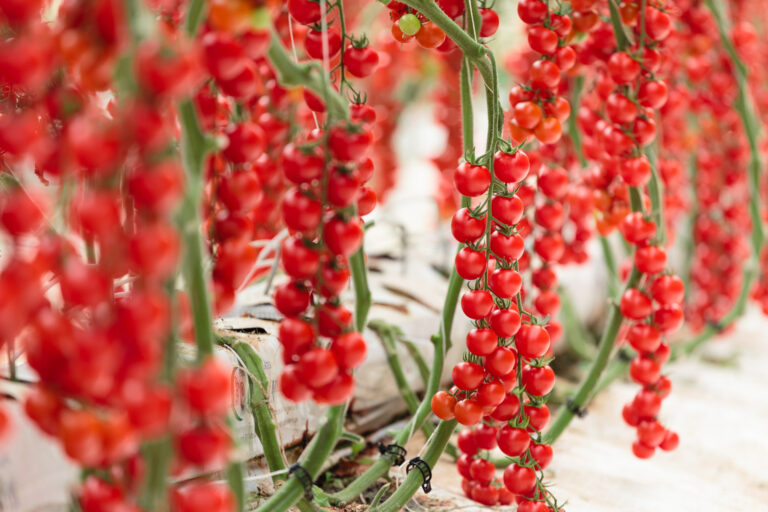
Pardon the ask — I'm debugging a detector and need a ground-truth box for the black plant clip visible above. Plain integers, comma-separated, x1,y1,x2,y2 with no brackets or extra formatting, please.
405,457,432,493
289,464,314,501
566,397,588,418
378,442,407,466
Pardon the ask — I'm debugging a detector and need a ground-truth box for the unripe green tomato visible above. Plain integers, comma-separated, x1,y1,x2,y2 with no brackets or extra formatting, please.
398,13,422,36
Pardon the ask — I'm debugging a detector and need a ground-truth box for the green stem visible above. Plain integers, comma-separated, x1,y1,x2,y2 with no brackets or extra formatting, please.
608,0,632,50
225,338,287,475
349,249,371,332
599,235,620,300
369,420,458,512
178,99,216,361
544,186,646,445
559,287,596,360
328,266,463,505
254,405,346,511
266,31,349,121
400,339,431,387
568,75,587,168
646,146,666,245
370,321,434,435
460,59,474,157
544,267,641,444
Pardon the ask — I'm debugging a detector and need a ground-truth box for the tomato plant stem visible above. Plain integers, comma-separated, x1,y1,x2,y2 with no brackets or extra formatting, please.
328,266,463,505
350,248,371,332
369,419,458,512
544,265,642,444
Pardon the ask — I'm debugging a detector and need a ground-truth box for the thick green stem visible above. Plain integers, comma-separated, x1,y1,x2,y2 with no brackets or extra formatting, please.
599,235,620,300
568,75,587,168
544,266,642,444
559,288,596,360
254,405,346,511
646,147,666,245
328,267,463,505
178,99,216,361
369,420,458,512
370,321,434,436
226,339,287,475
545,184,646,444
266,32,349,121
349,249,371,332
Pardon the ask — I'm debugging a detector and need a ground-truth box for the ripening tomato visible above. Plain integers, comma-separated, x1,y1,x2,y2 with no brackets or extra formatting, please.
497,425,530,457
528,442,553,469
461,289,494,319
489,307,522,338
416,23,446,48
323,216,363,257
454,162,491,196
469,457,495,484
170,482,234,512
620,288,653,320
431,390,457,420
527,26,558,54
490,393,520,421
304,29,342,59
329,125,372,162
632,440,655,459
287,0,321,24
627,323,662,353
503,464,536,496
489,268,523,298
222,123,264,163
177,358,232,417
316,303,353,337
454,398,484,425
176,423,231,467
455,247,487,280
524,404,550,431
466,328,498,356
635,245,667,274
451,207,486,243
330,332,367,370
638,80,668,109
608,51,641,84
514,101,543,129
490,231,525,263
345,45,379,77
297,348,339,389
515,323,551,359
650,274,685,305
483,346,517,377
457,428,478,455
522,365,555,396
280,365,313,402
452,361,485,390
477,381,505,407
660,431,679,451
471,482,499,506
494,150,530,183
313,372,355,405
629,355,661,386
281,236,319,279
518,0,547,24
621,212,656,245
479,8,499,37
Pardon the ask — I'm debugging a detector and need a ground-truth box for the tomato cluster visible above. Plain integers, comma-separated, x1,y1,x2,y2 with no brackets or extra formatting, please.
274,0,379,407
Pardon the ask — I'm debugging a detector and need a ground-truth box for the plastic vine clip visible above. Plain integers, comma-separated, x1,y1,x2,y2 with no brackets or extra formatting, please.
565,397,588,419
377,442,407,466
405,457,432,493
288,464,314,501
